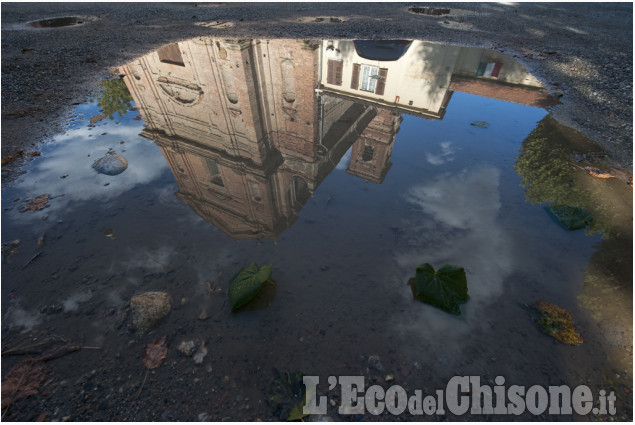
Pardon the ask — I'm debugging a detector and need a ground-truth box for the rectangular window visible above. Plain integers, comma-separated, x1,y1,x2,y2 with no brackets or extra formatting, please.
360,65,379,92
327,59,343,86
362,145,375,162
206,158,224,186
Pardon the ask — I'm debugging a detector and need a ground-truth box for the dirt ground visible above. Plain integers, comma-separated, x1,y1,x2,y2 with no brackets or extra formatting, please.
1,2,632,171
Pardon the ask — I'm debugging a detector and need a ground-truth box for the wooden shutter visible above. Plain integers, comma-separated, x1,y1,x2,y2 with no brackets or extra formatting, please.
157,43,185,67
351,63,360,89
327,59,343,86
374,68,388,95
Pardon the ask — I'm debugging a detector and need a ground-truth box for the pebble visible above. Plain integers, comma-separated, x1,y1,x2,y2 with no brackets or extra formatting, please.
193,344,208,364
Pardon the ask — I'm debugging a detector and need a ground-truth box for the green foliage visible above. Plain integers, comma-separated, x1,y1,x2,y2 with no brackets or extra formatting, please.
266,369,308,421
514,115,618,237
96,78,133,119
514,124,579,206
547,205,593,230
411,263,468,315
228,263,274,312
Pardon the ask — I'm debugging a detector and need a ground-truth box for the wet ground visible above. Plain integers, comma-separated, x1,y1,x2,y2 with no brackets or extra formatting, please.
1,38,632,421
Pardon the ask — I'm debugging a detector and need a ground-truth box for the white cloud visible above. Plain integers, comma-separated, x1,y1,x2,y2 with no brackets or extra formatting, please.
425,140,457,165
9,118,169,222
394,166,515,335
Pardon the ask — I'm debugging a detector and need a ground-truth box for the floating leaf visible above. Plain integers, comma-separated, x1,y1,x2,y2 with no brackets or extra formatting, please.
411,263,468,315
1,358,49,408
534,301,583,345
266,369,306,421
470,121,489,128
547,205,593,230
20,194,50,212
229,263,274,312
143,336,167,369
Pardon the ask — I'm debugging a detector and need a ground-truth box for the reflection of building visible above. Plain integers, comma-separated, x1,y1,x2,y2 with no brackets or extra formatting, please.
320,40,557,113
346,108,400,184
120,38,388,240
121,37,556,240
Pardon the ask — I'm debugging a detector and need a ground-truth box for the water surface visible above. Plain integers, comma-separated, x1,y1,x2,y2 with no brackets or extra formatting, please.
1,38,632,421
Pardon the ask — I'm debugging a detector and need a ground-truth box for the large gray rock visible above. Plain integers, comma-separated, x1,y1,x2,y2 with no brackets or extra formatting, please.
130,291,171,334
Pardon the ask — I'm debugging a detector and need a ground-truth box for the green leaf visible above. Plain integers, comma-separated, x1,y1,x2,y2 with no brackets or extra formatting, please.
287,401,308,421
412,263,468,315
266,369,306,421
229,263,273,312
547,205,593,230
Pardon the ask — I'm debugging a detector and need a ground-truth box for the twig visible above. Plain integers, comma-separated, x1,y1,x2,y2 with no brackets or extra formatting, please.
136,368,149,399
2,336,67,356
23,252,42,269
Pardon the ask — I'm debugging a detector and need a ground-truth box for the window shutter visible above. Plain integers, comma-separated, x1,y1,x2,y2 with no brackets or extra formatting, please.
351,63,360,89
334,61,343,86
327,60,335,85
374,68,388,95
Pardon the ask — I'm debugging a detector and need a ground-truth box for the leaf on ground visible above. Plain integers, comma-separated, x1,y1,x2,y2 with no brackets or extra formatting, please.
410,263,468,315
266,369,306,421
20,195,50,212
1,358,49,408
584,166,614,179
1,150,24,166
547,205,593,230
229,263,274,312
533,300,583,345
143,336,167,369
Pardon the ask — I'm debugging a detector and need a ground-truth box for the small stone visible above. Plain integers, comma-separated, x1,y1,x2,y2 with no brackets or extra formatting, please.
130,291,171,334
193,343,208,365
368,355,384,372
198,308,209,320
177,340,196,357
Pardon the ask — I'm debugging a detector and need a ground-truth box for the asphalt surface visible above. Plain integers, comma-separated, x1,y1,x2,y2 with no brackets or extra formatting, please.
1,2,632,169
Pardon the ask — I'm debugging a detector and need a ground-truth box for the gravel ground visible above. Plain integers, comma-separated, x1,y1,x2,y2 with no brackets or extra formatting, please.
1,3,632,170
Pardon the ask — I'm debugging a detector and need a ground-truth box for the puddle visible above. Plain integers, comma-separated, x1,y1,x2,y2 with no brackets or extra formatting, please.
27,16,93,28
296,16,347,23
1,38,632,421
408,7,451,16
